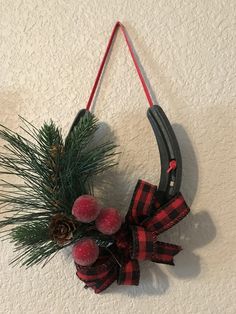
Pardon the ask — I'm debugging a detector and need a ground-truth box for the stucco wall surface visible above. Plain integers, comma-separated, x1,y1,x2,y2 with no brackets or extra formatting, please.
0,1,235,313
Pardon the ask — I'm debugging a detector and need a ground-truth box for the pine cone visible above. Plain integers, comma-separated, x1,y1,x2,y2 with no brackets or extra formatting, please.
49,213,76,246
50,144,64,159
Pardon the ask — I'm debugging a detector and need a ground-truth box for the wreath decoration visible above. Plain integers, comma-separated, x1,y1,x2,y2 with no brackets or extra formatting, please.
0,22,190,293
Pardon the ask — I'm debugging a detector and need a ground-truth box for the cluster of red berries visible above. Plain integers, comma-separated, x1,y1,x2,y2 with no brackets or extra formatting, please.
71,195,122,266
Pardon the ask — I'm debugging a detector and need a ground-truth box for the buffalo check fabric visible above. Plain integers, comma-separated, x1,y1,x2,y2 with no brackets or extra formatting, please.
76,251,117,293
143,192,190,234
131,225,154,260
117,259,140,286
75,179,190,293
151,241,182,265
127,180,157,225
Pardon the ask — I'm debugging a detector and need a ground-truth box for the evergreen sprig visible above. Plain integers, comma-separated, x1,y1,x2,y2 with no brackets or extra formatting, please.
0,112,117,267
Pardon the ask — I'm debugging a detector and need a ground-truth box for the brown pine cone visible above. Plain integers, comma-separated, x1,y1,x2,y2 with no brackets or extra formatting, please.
49,213,76,246
49,144,64,159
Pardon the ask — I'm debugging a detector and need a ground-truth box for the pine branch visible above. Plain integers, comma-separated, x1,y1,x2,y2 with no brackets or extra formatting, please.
0,112,118,266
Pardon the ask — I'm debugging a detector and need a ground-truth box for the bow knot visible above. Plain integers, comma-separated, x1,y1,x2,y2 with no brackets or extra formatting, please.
76,180,190,293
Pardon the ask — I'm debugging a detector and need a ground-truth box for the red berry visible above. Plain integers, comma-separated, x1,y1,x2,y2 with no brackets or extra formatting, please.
72,238,99,266
96,208,122,235
72,195,100,223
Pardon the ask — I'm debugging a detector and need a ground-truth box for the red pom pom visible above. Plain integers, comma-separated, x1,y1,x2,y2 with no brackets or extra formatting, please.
96,208,122,235
72,195,100,223
72,238,99,266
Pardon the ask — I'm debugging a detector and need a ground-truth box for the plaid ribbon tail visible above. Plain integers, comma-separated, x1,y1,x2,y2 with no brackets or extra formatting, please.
130,226,182,265
152,241,182,265
117,259,140,286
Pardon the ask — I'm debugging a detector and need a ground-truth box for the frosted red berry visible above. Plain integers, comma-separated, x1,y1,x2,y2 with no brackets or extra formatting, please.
72,238,99,266
96,208,122,235
72,195,100,223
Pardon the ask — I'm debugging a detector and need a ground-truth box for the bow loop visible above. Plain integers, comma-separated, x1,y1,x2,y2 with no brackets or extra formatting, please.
126,180,157,225
143,193,190,234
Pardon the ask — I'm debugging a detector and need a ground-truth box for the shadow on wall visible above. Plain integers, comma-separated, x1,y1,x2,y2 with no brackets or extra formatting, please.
166,124,216,279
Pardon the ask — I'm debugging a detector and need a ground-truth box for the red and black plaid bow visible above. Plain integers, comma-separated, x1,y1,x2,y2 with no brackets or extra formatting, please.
75,180,190,293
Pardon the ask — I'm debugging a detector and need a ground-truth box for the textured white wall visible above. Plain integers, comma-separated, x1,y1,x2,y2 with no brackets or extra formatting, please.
0,1,235,313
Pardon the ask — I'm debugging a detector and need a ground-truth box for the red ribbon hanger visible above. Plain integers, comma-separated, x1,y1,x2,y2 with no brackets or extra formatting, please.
86,21,154,111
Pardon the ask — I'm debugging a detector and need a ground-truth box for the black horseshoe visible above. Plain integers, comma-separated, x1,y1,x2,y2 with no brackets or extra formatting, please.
147,105,182,204
68,109,87,135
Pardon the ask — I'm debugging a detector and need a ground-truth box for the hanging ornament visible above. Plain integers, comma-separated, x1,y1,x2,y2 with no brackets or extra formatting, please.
72,239,100,266
72,195,101,223
96,208,122,235
0,21,190,293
